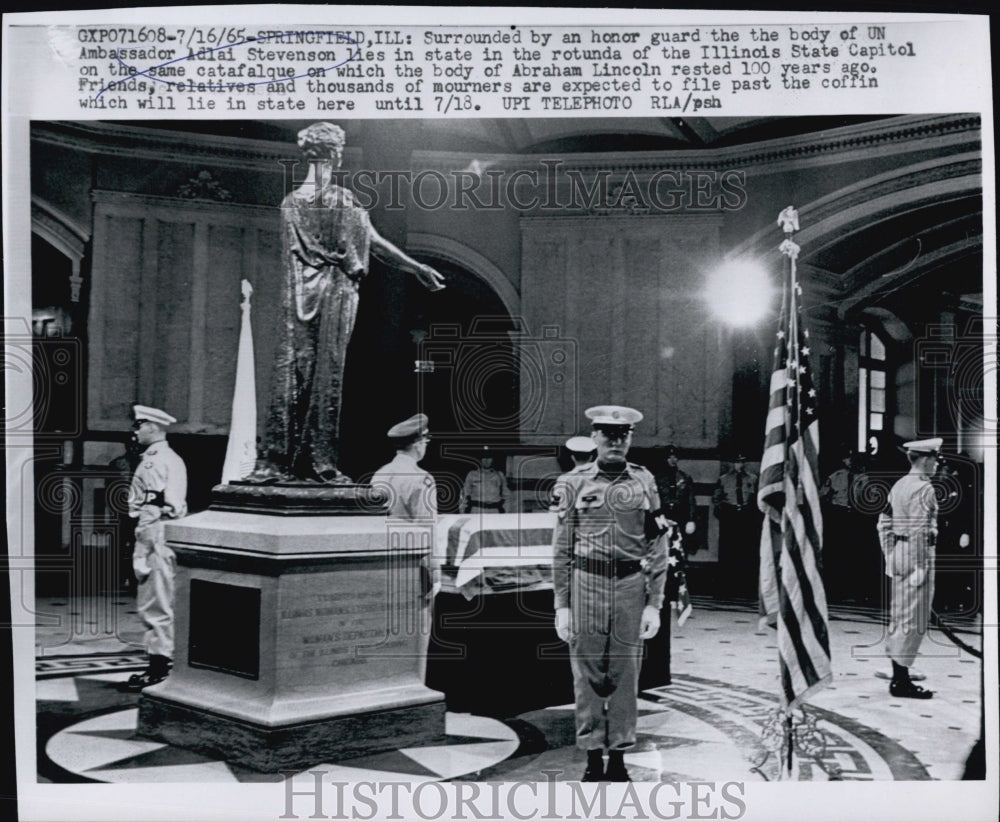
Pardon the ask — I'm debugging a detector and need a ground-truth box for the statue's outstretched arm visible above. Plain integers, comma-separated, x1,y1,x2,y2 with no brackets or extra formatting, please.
369,225,446,291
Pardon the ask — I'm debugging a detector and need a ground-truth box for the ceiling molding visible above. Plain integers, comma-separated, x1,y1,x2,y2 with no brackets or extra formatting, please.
838,212,983,295
411,114,979,175
32,121,363,173
728,153,981,262
33,114,979,186
837,236,982,318
31,196,90,248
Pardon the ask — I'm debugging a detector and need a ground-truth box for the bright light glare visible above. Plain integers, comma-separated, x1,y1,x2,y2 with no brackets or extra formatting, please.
704,260,773,326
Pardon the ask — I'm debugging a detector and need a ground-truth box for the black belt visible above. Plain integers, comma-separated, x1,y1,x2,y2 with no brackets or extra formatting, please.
894,534,935,545
470,501,504,509
573,555,642,579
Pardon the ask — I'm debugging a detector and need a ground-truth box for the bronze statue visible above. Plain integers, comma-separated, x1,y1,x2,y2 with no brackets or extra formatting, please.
249,122,445,483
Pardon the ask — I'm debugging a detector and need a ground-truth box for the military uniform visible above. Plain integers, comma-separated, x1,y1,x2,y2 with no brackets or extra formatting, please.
656,467,695,527
370,414,438,681
877,469,937,667
712,461,759,595
372,452,438,521
552,457,668,752
128,419,187,664
462,464,508,513
876,437,942,699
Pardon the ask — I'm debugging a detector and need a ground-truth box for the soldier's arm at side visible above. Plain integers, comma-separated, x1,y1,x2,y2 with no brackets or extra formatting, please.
409,474,441,590
551,479,575,612
461,470,474,512
163,454,188,519
712,479,726,514
406,473,438,521
684,476,697,528
643,469,668,609
876,502,893,555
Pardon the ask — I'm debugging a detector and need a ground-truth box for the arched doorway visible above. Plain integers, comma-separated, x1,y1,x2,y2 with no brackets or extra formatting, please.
339,257,516,509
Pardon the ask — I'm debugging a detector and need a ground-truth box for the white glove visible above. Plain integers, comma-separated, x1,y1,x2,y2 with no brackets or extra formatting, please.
555,608,571,642
430,581,442,599
685,521,696,535
639,605,661,640
959,533,971,548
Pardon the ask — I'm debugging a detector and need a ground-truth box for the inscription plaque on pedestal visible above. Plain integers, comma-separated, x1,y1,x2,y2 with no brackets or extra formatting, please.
189,580,261,679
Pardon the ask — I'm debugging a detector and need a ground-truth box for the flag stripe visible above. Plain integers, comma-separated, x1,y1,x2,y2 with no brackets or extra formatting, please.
782,515,829,656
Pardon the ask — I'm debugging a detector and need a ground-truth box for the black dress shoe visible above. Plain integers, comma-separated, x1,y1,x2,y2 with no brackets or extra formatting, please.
119,668,169,693
605,761,631,782
582,752,605,782
890,679,933,699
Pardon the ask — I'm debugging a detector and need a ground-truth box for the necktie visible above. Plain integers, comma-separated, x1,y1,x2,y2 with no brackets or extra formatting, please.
736,472,744,507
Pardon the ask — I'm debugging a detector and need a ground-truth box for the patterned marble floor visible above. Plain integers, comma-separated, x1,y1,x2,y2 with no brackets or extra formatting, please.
35,595,983,783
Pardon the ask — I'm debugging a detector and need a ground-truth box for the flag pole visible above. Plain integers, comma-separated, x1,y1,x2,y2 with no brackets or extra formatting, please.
777,208,800,779
753,207,834,780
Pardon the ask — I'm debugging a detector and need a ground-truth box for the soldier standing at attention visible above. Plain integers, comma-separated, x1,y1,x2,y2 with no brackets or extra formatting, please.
121,405,187,692
372,414,437,522
877,437,942,699
712,453,759,596
654,444,697,546
647,444,697,687
371,414,439,681
552,406,669,782
462,446,508,513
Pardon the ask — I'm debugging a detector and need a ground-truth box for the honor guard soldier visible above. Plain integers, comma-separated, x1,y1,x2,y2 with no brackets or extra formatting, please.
372,413,438,521
712,453,759,596
121,405,188,692
877,437,942,699
552,406,670,782
371,414,439,681
654,445,697,543
646,444,697,688
462,446,508,513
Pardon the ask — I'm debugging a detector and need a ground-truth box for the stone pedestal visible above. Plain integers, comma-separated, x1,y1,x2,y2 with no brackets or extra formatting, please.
137,509,446,773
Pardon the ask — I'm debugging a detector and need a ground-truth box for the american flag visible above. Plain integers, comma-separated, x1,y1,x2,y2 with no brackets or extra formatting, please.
757,210,832,711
